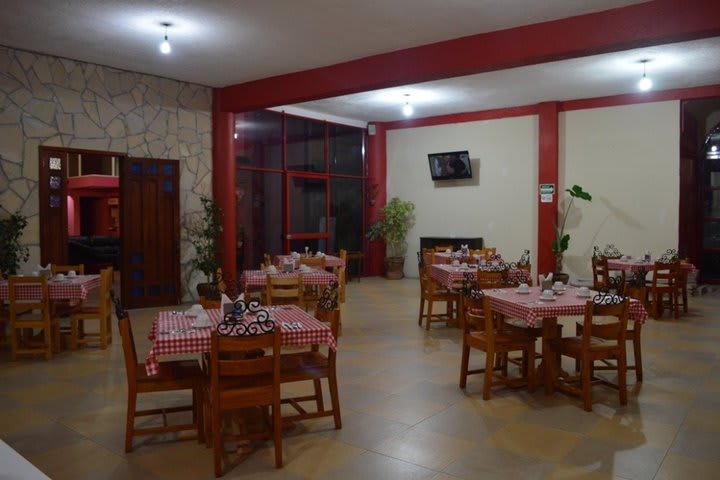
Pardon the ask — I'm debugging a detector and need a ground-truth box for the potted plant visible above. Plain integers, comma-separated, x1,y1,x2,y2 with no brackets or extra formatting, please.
187,195,223,297
551,184,592,281
367,197,415,279
0,211,30,278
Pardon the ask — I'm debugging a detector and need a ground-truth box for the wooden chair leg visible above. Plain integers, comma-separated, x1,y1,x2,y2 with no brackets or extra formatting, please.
526,347,536,393
633,332,643,382
618,354,628,406
459,344,470,388
313,379,324,412
328,372,342,429
483,347,494,400
425,301,433,330
581,357,593,412
125,392,136,453
418,295,425,325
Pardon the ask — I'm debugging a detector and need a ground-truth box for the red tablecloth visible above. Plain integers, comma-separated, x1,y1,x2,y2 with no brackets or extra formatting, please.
0,274,100,305
146,305,337,376
483,286,648,327
274,255,344,268
240,269,337,290
607,258,696,273
429,264,530,289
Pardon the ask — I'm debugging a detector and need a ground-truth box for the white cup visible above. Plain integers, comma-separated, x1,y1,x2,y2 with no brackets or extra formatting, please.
553,281,564,289
460,262,468,268
68,270,77,277
32,271,38,276
518,283,530,292
451,260,460,266
542,289,554,298
578,286,590,296
55,273,65,280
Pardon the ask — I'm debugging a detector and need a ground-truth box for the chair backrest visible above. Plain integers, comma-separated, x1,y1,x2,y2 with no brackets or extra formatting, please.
266,274,304,306
338,249,348,264
579,297,629,350
434,245,453,252
99,267,113,316
117,310,138,385
263,253,272,268
651,261,680,289
52,264,85,275
8,275,49,315
483,247,497,258
476,270,505,289
591,256,610,290
314,300,340,358
299,256,326,270
210,327,281,408
200,296,221,309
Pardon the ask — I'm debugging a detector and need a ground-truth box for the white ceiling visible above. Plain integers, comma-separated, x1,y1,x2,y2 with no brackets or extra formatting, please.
2,0,719,124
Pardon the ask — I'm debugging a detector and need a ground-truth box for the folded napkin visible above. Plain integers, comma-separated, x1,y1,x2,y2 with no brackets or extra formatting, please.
266,265,278,274
299,264,311,272
222,293,244,315
315,251,325,257
192,311,211,327
38,263,51,277
445,248,452,253
185,304,203,315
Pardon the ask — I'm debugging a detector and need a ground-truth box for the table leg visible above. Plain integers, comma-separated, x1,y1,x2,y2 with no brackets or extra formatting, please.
541,316,559,395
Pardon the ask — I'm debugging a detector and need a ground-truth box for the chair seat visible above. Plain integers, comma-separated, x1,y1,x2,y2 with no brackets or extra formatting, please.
280,351,329,382
467,330,535,347
135,360,202,391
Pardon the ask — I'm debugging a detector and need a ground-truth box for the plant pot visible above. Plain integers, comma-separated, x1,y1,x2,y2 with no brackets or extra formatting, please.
196,282,220,300
553,272,570,285
384,256,405,280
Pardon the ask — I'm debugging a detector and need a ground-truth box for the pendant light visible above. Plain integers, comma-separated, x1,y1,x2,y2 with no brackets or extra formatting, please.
159,23,172,55
402,94,413,117
638,59,652,91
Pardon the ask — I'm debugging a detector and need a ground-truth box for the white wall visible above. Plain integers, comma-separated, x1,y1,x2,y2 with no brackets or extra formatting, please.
559,101,680,279
386,116,539,277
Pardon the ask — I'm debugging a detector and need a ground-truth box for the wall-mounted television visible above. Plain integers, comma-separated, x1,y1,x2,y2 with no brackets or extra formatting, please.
428,150,472,180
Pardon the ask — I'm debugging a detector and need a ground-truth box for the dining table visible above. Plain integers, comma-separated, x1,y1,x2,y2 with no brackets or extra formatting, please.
0,274,100,306
145,305,337,376
274,254,345,269
240,268,337,291
429,263,531,289
606,258,696,274
482,285,648,394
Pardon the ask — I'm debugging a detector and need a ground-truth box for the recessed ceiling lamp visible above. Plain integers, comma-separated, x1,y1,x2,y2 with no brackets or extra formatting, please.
402,94,413,117
159,23,172,55
637,59,652,91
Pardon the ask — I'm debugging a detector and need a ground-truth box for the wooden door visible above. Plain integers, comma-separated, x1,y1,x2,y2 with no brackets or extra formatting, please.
38,148,69,266
120,158,180,308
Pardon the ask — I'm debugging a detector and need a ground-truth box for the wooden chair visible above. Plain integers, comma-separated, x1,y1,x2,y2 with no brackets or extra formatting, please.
591,256,625,291
298,256,326,270
434,244,454,252
483,247,497,258
263,253,272,268
51,264,85,275
200,296,221,309
333,265,346,303
207,327,283,475
118,309,203,452
50,264,86,319
646,261,681,319
675,266,690,314
550,298,630,412
476,269,505,289
8,275,60,360
265,274,305,310
280,287,342,429
69,267,113,349
418,265,459,330
459,294,536,399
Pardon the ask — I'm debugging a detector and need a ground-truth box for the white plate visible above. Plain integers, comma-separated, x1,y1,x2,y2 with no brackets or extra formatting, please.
576,293,592,298
539,296,556,301
515,289,531,294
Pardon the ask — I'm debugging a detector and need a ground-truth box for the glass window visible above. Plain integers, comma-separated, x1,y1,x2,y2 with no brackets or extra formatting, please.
236,170,283,272
235,110,283,169
330,124,364,175
287,116,325,172
330,177,363,253
289,176,327,234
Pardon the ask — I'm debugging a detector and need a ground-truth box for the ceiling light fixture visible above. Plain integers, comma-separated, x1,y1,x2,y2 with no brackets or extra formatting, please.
638,59,652,91
159,23,172,55
402,94,413,117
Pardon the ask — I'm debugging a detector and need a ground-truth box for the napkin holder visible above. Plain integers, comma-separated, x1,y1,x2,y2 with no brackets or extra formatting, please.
37,263,52,277
282,260,294,273
221,293,244,316
539,273,553,292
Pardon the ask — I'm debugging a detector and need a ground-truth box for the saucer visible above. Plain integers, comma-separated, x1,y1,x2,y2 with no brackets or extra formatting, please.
515,289,531,294
539,296,556,301
576,292,592,298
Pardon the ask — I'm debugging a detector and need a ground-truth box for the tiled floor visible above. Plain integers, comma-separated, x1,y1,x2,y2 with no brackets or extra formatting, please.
1,277,719,479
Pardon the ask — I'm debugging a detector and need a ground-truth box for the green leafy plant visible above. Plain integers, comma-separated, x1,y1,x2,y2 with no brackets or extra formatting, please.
187,195,223,282
551,184,592,271
0,211,30,277
366,197,415,258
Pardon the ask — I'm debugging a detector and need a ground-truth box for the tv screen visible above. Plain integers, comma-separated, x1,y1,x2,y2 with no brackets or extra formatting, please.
428,151,472,180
